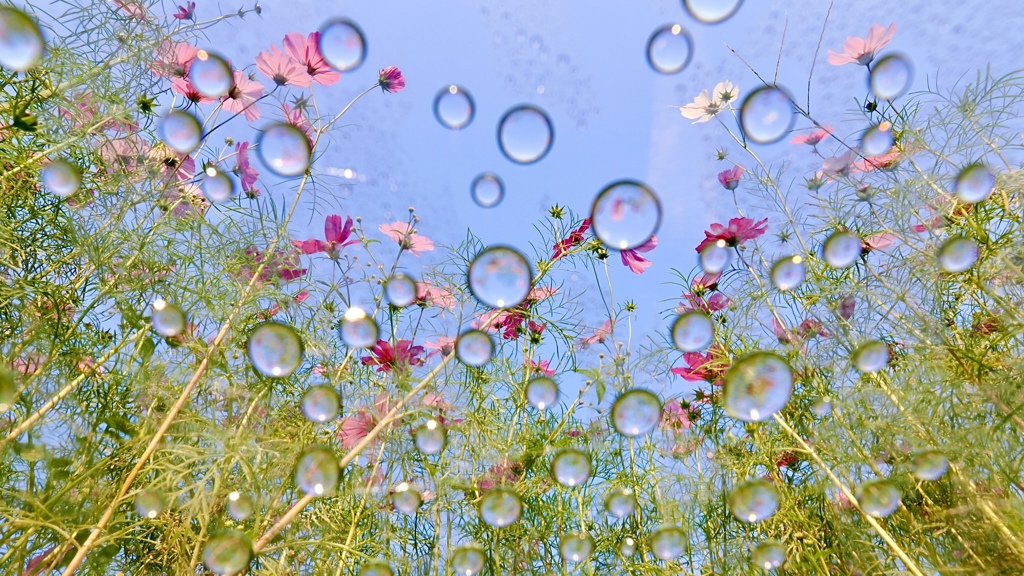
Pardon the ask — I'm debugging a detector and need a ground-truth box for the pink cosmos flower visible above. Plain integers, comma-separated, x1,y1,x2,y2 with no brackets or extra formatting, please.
717,166,744,191
692,272,722,293
360,340,426,373
378,66,405,93
580,319,613,348
153,41,199,78
678,291,731,315
661,401,695,431
553,218,591,260
337,412,375,449
12,352,45,375
256,44,312,87
283,31,341,86
620,235,657,274
861,232,898,252
853,148,901,172
282,103,316,146
790,125,834,146
172,1,195,20
416,282,456,311
234,141,259,196
170,77,216,104
827,23,897,67
479,460,524,490
158,183,206,221
222,70,264,121
293,214,359,259
528,359,555,377
239,246,306,284
113,0,147,20
671,345,726,384
424,336,456,358
98,135,149,174
379,222,434,256
694,217,768,254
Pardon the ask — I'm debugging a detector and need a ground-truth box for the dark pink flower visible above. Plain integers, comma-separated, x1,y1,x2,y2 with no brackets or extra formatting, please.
378,66,405,93
479,460,524,490
153,41,199,78
172,1,195,20
171,77,216,104
790,125,834,146
380,222,434,255
234,141,259,196
827,23,897,66
222,71,264,121
256,44,312,87
692,272,722,293
717,165,744,191
283,32,341,86
678,291,730,314
694,217,768,254
620,235,657,274
239,246,306,284
671,345,726,384
528,320,546,334
553,218,591,260
293,214,359,259
360,340,426,373
839,295,856,321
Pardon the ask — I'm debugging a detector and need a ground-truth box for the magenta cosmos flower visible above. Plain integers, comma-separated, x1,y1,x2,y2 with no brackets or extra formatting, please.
378,66,406,93
827,23,897,67
360,340,426,373
234,141,259,196
694,217,768,254
552,218,591,260
292,214,359,259
256,44,312,87
172,1,195,20
171,77,216,104
283,32,341,86
717,166,744,191
379,221,434,255
620,235,657,274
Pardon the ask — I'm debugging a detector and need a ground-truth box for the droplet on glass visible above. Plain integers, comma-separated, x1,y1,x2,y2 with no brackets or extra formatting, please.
671,311,714,352
937,236,978,272
226,491,253,521
415,419,446,455
604,487,637,519
434,85,475,129
954,164,995,204
451,545,486,575
357,562,393,576
151,298,186,337
294,446,339,496
301,385,340,422
823,230,862,269
392,482,422,514
611,389,662,437
319,19,366,71
456,329,493,367
467,246,532,309
852,340,889,373
856,479,901,518
700,240,730,273
870,54,912,101
740,86,794,145
728,478,780,523
385,274,418,307
258,122,311,177
551,449,591,487
751,539,786,571
189,50,233,98
559,533,594,563
41,160,81,198
912,450,948,481
135,489,167,519
650,525,687,560
526,376,558,411
203,530,253,575
618,536,638,557
479,488,522,528
723,352,793,422
771,255,805,291
471,172,504,208
683,0,743,23
338,307,379,349
159,109,202,154
201,169,236,204
247,322,303,378
0,7,43,72
861,122,894,157
811,396,833,418
646,24,693,74
497,105,553,164
591,180,661,251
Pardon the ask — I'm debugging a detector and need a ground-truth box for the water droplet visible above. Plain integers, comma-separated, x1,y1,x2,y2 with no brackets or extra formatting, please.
618,536,638,557
856,479,901,518
40,160,81,198
467,246,532,309
912,450,948,481
611,389,662,437
258,123,311,177
751,539,786,570
392,482,422,514
672,311,714,352
415,420,447,454
650,525,687,560
451,546,486,575
434,85,475,129
135,489,167,519
338,307,379,349
151,298,186,337
526,377,558,411
590,180,661,250
385,274,417,307
294,446,339,496
954,164,995,203
729,478,780,523
159,109,202,154
318,19,366,71
551,449,591,487
740,86,795,145
723,352,793,422
683,0,743,23
226,491,253,521
479,488,522,528
870,54,912,101
497,105,554,164
853,340,889,373
0,7,43,72
471,172,504,208
646,24,693,74
203,530,253,575
201,170,236,204
189,51,233,98
771,255,805,291
301,385,340,422
559,533,594,563
700,240,731,273
0,368,16,412
604,487,636,519
811,396,832,418
861,123,894,157
937,236,978,272
247,322,303,378
357,562,393,576
456,329,493,367
823,230,862,269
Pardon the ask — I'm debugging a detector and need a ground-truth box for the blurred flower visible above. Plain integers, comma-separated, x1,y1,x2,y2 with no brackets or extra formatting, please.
579,319,612,348
11,352,45,376
671,345,726,384
258,290,310,320
113,0,147,20
821,149,859,180
378,66,405,93
153,40,199,78
853,148,901,172
282,103,315,146
283,31,341,86
424,336,455,358
256,44,312,87
239,246,306,284
839,295,856,321
222,70,264,121
620,235,657,274
552,218,591,260
234,141,260,196
416,282,456,311
337,412,375,449
717,165,744,191
379,221,434,255
679,81,739,123
790,125,834,146
827,23,897,66
172,1,195,20
528,359,555,377
479,460,523,490
661,401,696,430
293,214,358,259
694,217,768,254
862,232,899,252
361,340,425,373
678,291,730,315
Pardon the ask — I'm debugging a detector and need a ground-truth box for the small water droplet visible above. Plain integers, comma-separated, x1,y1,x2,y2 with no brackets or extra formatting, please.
650,525,687,560
611,389,662,437
319,19,366,71
954,164,995,203
856,479,901,518
338,307,379,349
471,172,505,208
729,478,780,523
723,352,793,422
151,299,186,337
604,487,637,519
294,446,339,496
937,236,978,272
700,240,731,273
189,51,233,98
771,255,805,290
559,533,594,563
647,24,693,74
301,385,340,422
672,311,714,352
870,54,913,101
498,105,554,164
258,122,311,177
201,170,236,203
415,420,447,454
451,545,486,575
861,122,894,157
912,450,948,481
551,449,591,487
247,322,303,378
853,340,889,373
823,230,862,269
751,539,786,571
526,377,558,411
385,273,418,307
41,160,82,198
683,0,744,23
479,488,522,527
159,109,202,154
740,86,795,145
0,7,44,72
434,85,475,129
203,530,253,575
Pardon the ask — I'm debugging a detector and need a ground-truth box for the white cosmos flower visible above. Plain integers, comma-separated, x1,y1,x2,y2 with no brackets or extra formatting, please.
679,80,740,124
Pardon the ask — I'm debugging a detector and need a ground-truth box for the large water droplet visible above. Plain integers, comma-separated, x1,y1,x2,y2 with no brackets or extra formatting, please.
604,487,637,519
41,160,81,198
551,449,591,487
201,169,236,204
301,385,340,422
151,298,186,337
937,236,978,272
954,164,995,204
203,530,252,575
391,482,422,515
479,488,522,528
823,230,862,269
258,123,311,177
700,240,731,273
591,180,661,250
415,419,447,455
650,525,687,560
189,51,233,98
728,478,780,523
672,311,714,352
870,54,912,101
0,7,43,72
294,446,339,496
434,85,475,130
319,19,366,71
135,489,167,519
861,123,894,157
852,340,889,373
559,533,594,563
385,274,417,307
683,0,743,23
771,255,805,291
611,389,662,437
456,329,494,367
723,352,793,422
912,450,948,481
471,172,504,208
497,105,553,164
856,479,900,518
646,24,693,74
338,307,379,349
247,322,303,378
740,86,794,145
526,376,558,411
467,246,532,309
226,491,253,521
751,539,786,571
159,109,202,154
451,545,486,576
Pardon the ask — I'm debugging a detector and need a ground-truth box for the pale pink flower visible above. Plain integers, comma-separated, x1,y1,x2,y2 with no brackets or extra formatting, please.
283,32,341,86
12,352,45,375
790,125,834,146
282,103,315,146
77,356,107,375
259,290,311,320
853,148,901,172
424,336,456,358
153,41,199,78
256,44,312,87
98,135,149,174
862,232,898,252
580,319,613,348
416,282,456,310
717,166,744,190
821,149,859,180
620,235,657,274
528,359,555,377
378,66,405,93
293,214,359,259
661,401,695,430
379,222,434,255
222,70,264,121
160,183,208,219
337,412,375,449
113,0,147,20
827,23,897,67
234,142,259,196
